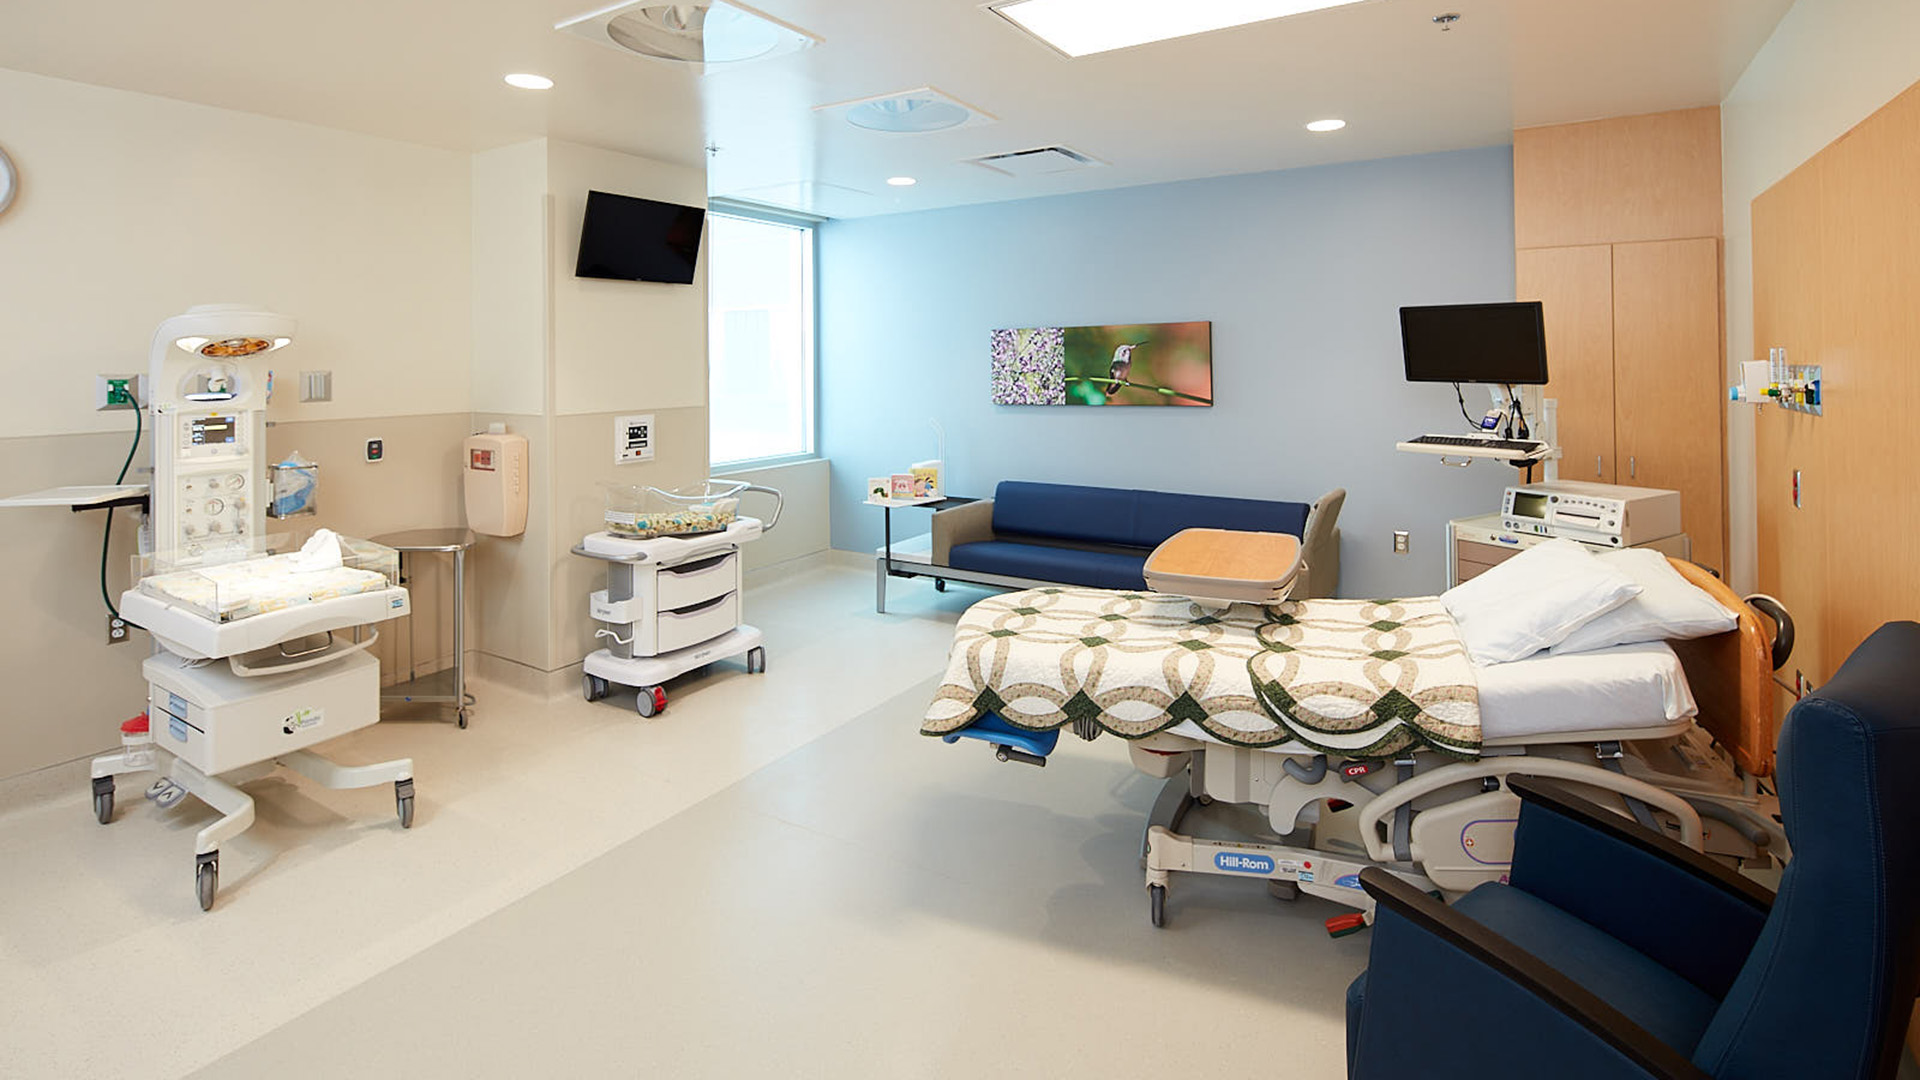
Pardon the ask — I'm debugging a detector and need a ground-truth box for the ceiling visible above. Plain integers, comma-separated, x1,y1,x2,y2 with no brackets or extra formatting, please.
0,0,1795,218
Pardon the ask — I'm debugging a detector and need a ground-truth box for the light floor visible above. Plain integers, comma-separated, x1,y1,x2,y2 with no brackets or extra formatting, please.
1,557,1366,1078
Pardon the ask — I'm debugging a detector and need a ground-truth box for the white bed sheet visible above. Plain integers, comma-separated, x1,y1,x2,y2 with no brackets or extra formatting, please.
1168,640,1696,749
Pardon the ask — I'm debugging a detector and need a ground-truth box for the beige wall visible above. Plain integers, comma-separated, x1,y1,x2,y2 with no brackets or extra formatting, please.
715,458,832,572
1720,0,1920,593
0,68,472,437
472,142,550,416
546,141,709,419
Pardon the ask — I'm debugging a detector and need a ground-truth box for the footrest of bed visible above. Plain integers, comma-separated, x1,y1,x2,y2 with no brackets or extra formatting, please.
940,713,1060,765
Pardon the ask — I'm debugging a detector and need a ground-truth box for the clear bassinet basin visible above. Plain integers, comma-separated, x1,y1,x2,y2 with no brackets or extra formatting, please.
602,479,747,539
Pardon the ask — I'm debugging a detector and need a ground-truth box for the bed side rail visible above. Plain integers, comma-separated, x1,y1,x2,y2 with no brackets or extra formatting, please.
1666,559,1789,779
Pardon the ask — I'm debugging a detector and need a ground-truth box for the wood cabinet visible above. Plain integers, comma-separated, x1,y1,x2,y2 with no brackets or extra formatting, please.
1518,246,1615,482
1517,238,1727,573
1514,108,1728,576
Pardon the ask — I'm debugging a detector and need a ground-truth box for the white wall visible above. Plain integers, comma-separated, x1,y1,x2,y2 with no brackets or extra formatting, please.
546,141,708,419
0,68,473,438
1720,0,1920,592
471,140,550,416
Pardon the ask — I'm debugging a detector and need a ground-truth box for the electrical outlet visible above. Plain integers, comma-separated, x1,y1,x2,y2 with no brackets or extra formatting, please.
94,374,143,411
1392,530,1410,554
105,614,130,645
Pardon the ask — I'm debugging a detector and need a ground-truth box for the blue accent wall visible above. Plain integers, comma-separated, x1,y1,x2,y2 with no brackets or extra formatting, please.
818,146,1519,598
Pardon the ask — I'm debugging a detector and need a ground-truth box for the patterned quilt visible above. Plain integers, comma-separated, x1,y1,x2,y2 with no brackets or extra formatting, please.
922,587,1481,759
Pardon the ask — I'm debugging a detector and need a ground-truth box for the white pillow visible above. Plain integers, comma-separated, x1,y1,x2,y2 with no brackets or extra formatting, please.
1549,549,1738,655
1441,539,1642,665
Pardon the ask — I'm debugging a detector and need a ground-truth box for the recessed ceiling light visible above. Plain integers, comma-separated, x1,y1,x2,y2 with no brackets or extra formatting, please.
504,73,554,90
988,0,1370,58
1306,118,1347,132
887,176,918,187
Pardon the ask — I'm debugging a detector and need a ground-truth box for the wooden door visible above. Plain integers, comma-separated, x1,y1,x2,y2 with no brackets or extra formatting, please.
1518,245,1615,482
1814,84,1920,683
1753,160,1829,688
1612,238,1726,574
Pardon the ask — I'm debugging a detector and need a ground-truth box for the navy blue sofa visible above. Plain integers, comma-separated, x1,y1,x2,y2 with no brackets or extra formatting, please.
1345,620,1920,1080
927,481,1344,598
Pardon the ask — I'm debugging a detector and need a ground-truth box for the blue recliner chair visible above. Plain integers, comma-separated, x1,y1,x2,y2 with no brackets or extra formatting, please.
1346,620,1920,1079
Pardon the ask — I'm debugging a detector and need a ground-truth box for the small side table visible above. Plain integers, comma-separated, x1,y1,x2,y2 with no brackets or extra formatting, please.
870,495,978,613
373,527,476,728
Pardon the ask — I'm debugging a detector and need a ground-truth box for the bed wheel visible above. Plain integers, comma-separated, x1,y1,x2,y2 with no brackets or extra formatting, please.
92,776,114,825
747,646,766,674
582,674,610,702
934,579,947,592
395,779,416,829
1267,879,1300,902
1149,884,1167,928
1196,794,1214,807
637,686,665,718
196,852,219,912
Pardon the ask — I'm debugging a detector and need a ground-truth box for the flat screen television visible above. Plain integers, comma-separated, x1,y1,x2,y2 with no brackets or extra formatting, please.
575,191,706,284
1399,301,1549,385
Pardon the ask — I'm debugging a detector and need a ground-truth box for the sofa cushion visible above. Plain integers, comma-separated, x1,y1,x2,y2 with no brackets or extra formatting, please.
1451,882,1719,1055
990,481,1311,550
1128,490,1308,549
991,482,1142,547
946,540,1148,590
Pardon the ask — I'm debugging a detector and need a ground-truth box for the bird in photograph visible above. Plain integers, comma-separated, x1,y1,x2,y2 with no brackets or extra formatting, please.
1106,342,1144,397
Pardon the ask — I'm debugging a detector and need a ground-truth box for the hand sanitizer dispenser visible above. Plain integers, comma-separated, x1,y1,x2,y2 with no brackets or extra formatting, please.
465,424,528,537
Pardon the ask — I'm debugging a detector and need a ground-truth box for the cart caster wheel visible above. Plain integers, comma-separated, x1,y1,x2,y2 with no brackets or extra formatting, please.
1196,794,1215,807
196,852,219,912
582,674,610,702
637,686,666,718
747,646,766,674
934,578,948,593
1267,879,1300,902
92,776,114,825
395,778,415,829
1149,884,1167,928
456,709,469,729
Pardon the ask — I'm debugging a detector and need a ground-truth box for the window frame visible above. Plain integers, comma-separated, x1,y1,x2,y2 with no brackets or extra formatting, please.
706,200,822,471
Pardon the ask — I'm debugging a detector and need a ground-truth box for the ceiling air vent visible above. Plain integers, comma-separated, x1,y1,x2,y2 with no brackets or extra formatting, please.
965,146,1104,178
814,87,997,134
555,1,816,67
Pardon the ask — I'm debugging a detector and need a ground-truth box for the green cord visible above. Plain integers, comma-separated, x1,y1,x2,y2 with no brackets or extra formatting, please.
100,388,142,621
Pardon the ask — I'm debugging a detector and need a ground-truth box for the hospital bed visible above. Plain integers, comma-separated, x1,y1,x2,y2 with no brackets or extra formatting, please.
925,558,1791,929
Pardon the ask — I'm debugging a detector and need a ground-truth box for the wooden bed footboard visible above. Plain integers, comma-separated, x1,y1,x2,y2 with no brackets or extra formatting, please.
1667,559,1779,778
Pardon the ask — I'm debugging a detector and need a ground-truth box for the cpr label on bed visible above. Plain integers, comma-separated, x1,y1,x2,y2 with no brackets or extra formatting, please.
282,708,323,735
1214,852,1276,875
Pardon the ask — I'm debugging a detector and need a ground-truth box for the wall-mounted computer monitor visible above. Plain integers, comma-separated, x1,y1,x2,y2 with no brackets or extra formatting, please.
576,190,706,284
1399,301,1549,385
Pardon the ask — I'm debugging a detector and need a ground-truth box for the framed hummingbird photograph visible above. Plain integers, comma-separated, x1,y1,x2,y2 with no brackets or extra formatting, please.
990,321,1212,406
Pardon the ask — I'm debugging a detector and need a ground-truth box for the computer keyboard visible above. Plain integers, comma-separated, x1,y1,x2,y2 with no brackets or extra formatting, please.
1402,435,1545,452
1396,434,1550,460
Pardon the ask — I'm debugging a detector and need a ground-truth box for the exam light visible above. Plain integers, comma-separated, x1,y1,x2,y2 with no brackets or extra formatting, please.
988,0,1371,58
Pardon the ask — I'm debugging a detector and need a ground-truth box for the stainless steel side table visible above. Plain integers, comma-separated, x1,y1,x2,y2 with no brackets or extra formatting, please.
373,527,476,728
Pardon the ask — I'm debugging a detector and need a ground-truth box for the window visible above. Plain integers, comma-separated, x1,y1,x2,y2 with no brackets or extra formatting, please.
707,210,815,466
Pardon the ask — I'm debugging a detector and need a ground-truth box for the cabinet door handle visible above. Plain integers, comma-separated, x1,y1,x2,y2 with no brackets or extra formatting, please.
1596,454,1603,477
1629,455,1636,479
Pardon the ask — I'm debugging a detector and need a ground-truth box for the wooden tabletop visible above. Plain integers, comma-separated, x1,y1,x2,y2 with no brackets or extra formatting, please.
1146,528,1301,583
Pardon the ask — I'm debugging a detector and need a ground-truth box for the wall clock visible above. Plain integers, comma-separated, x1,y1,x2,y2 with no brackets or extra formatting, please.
0,145,16,216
